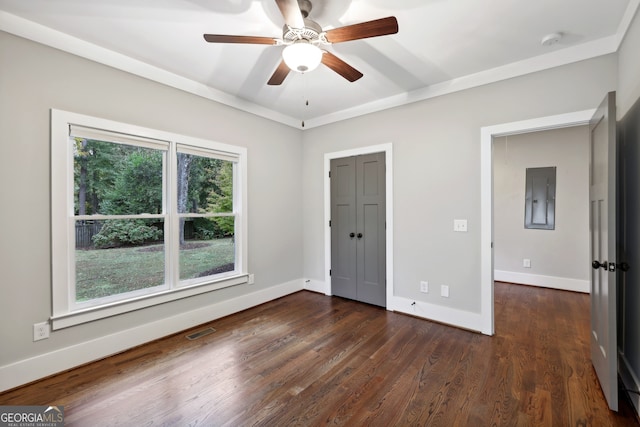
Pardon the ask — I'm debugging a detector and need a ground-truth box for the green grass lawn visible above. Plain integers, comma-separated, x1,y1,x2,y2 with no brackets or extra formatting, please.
75,238,234,302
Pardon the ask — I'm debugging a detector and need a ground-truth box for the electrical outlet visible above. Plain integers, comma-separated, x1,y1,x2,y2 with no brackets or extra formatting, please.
248,273,255,285
33,322,50,341
440,285,450,298
523,258,531,268
420,281,429,293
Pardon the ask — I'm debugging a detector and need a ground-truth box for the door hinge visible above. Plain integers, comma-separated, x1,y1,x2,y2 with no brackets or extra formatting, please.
329,220,332,227
329,269,332,276
328,171,331,178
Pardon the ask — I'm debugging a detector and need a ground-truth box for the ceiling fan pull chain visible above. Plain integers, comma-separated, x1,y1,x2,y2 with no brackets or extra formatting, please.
301,74,309,128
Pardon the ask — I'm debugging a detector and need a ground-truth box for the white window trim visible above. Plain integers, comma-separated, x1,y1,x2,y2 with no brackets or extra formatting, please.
51,109,248,330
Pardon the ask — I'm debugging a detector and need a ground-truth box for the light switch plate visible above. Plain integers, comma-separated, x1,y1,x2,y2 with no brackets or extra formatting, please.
453,219,468,232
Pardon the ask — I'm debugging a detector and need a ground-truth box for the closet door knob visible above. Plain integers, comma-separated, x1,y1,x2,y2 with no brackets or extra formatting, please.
591,260,608,270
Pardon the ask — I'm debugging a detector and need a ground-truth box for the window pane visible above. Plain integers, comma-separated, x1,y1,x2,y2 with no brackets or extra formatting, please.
179,217,235,281
75,219,165,302
177,153,233,214
73,139,163,215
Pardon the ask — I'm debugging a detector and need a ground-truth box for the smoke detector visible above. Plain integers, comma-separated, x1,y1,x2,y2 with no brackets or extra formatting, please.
541,32,562,46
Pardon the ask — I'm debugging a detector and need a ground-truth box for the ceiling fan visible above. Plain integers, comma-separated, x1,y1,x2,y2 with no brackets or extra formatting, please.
203,0,398,85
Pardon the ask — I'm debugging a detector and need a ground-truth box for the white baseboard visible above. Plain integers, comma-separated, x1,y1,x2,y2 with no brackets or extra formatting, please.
0,279,304,393
304,279,329,295
389,296,484,333
494,270,589,293
301,283,484,334
620,352,640,417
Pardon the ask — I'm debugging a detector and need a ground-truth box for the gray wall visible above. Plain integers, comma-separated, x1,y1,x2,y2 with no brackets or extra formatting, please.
619,7,640,118
493,126,590,284
1,8,639,402
618,7,640,413
0,31,303,371
302,55,617,314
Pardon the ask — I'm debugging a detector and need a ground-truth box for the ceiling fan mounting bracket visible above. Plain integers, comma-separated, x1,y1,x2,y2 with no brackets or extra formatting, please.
298,0,312,18
282,19,328,46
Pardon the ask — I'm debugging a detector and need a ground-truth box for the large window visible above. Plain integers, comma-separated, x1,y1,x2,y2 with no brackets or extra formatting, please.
51,110,248,329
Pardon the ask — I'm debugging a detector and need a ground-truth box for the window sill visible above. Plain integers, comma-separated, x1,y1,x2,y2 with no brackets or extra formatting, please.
51,274,249,330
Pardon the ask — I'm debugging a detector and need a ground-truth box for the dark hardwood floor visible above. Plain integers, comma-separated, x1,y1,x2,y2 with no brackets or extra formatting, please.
1,282,638,426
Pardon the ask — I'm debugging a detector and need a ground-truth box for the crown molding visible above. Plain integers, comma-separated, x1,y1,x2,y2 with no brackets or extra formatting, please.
2,5,637,131
303,35,618,129
615,0,640,49
0,11,301,129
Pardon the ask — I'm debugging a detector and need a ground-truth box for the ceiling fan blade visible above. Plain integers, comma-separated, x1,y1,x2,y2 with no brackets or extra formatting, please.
321,51,363,82
325,16,398,43
275,0,305,29
203,34,277,45
267,60,291,85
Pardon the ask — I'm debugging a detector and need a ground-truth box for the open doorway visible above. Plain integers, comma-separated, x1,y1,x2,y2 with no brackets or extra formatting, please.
492,126,590,293
479,109,595,335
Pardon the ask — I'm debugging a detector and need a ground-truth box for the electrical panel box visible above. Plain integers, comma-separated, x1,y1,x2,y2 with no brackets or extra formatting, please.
524,166,556,230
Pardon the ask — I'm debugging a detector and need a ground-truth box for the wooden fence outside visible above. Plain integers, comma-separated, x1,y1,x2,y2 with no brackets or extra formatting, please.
75,221,194,248
75,221,103,248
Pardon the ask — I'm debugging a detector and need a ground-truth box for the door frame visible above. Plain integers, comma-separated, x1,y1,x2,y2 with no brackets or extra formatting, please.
324,143,394,308
480,109,595,335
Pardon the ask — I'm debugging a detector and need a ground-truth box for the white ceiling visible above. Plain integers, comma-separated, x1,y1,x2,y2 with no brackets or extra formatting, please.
0,0,637,129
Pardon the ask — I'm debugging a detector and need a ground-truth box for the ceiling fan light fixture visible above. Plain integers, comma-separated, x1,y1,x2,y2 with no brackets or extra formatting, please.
282,41,322,73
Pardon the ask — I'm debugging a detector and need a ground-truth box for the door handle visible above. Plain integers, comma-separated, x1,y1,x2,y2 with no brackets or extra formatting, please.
592,260,608,270
349,232,355,238
357,233,363,239
609,262,630,272
617,262,630,272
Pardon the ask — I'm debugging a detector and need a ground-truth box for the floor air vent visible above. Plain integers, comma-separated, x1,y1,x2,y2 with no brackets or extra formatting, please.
186,327,216,340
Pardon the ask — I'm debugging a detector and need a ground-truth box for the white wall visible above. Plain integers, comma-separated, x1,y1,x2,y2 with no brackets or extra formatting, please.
302,54,617,327
0,31,304,391
493,126,590,292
